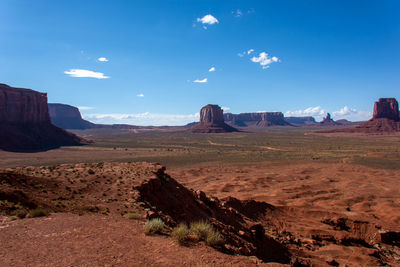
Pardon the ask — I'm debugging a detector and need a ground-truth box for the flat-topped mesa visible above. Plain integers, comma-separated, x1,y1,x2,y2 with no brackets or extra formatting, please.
190,104,238,133
224,112,290,127
373,98,399,121
48,103,94,130
285,116,317,125
0,83,83,152
0,83,50,124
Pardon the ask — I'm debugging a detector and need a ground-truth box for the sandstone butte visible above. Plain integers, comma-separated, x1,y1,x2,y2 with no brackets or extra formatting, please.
190,104,238,133
224,112,291,127
0,83,83,152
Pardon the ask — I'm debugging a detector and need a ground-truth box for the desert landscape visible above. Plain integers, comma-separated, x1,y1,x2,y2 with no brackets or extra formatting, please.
2,1,400,266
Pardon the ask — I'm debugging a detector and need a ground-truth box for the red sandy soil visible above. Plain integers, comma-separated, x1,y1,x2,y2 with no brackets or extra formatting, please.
1,161,400,266
0,213,274,267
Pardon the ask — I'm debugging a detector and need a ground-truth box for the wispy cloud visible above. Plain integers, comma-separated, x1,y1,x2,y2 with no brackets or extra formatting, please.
78,106,95,111
193,78,207,83
247,49,254,55
251,52,279,69
97,57,108,62
208,67,216,72
137,93,144,97
285,106,371,121
84,112,200,126
233,9,243,17
197,14,219,25
64,69,110,79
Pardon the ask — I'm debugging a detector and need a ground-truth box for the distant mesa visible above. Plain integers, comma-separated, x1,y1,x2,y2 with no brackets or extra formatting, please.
0,83,83,152
319,113,341,126
224,112,291,127
49,103,95,130
284,116,316,125
190,104,238,133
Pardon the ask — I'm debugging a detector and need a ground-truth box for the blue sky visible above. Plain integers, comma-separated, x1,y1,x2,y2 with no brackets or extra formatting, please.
1,0,399,125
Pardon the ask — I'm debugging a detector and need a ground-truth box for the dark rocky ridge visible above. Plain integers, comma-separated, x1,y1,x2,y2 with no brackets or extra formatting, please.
0,84,83,152
224,112,291,127
190,105,238,133
284,116,316,125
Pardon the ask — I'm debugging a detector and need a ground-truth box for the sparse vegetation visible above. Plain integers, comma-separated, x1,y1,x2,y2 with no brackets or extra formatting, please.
171,223,190,244
144,218,165,235
124,212,141,220
29,208,49,218
190,221,224,246
87,169,95,175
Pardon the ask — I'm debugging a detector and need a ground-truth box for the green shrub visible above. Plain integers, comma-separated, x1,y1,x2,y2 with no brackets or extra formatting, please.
29,208,49,218
87,169,95,175
15,209,28,219
190,221,224,246
172,223,190,244
124,212,141,220
144,218,165,235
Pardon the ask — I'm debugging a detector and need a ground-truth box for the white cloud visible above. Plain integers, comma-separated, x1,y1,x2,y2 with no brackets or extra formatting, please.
247,49,254,55
84,112,200,126
221,106,230,113
285,106,371,121
197,14,219,25
193,78,207,83
97,57,108,62
233,9,243,17
209,67,216,72
78,106,95,111
137,93,144,97
251,52,279,69
64,69,110,79
238,52,245,57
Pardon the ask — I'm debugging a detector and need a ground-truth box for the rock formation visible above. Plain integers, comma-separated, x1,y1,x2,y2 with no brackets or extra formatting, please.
48,103,95,130
0,83,83,152
284,116,316,125
319,113,341,126
373,98,399,121
224,112,291,127
190,104,238,133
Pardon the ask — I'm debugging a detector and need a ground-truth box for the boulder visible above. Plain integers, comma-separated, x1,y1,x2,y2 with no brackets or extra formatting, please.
190,105,238,133
0,83,83,152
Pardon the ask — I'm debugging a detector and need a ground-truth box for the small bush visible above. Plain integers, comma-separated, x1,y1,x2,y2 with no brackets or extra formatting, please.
87,169,95,175
144,218,165,235
15,209,28,219
172,223,190,244
29,208,49,218
124,212,141,220
190,221,224,246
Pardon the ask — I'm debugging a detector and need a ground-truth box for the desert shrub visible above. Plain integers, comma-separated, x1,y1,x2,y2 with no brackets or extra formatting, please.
190,221,224,246
124,212,141,220
29,208,49,218
144,218,165,235
171,223,190,244
15,209,28,219
87,169,95,175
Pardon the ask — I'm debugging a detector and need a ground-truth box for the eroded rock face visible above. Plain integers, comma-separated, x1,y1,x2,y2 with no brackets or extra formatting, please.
224,112,290,127
0,83,50,123
48,103,94,130
373,98,399,121
320,113,341,126
191,104,238,133
0,84,83,152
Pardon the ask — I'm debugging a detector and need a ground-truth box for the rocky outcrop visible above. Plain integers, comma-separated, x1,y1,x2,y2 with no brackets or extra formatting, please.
48,103,95,130
319,113,341,126
190,105,238,133
224,112,291,127
285,116,316,125
373,98,399,121
0,84,83,152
